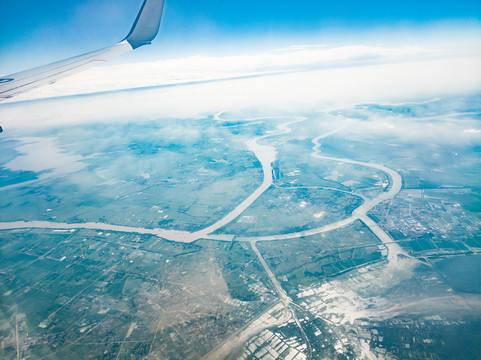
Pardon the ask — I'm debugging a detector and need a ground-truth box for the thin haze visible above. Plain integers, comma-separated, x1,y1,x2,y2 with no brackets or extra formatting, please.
0,0,480,73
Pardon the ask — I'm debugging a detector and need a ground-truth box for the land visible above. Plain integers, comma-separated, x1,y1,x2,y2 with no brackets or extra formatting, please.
0,94,480,359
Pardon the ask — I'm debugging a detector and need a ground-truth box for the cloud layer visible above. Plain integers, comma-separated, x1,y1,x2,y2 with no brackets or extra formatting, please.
0,42,480,130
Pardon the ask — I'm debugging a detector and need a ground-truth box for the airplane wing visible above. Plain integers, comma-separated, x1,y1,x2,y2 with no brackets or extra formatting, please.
0,0,164,103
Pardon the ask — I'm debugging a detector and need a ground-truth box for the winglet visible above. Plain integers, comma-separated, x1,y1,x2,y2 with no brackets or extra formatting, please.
124,0,165,49
0,0,166,112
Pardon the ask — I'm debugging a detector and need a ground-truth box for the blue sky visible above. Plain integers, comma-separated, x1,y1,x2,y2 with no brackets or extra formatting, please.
1,0,480,73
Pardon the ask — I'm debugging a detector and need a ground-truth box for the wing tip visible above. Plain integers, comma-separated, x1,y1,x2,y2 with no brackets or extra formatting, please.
124,0,165,49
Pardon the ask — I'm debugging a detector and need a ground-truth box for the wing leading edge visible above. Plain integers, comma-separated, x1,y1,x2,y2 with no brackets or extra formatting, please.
0,0,164,103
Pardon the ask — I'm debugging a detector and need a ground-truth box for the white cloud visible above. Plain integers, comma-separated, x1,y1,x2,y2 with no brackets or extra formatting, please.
0,43,480,131
4,137,85,178
3,44,433,102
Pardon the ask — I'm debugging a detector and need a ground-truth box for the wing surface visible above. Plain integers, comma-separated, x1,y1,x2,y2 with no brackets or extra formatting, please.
0,0,164,102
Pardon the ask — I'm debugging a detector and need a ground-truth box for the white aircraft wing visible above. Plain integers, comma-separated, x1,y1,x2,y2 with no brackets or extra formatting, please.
0,0,164,102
